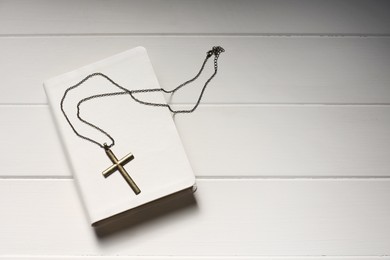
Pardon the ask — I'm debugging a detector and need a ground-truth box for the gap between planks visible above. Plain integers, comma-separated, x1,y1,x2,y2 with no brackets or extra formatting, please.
2,104,390,107
1,256,389,259
1,33,390,38
1,176,390,180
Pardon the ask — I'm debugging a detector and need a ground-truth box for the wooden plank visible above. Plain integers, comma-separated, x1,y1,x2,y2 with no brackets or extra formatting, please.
1,37,390,104
0,0,389,35
176,105,390,177
1,105,389,177
0,179,389,255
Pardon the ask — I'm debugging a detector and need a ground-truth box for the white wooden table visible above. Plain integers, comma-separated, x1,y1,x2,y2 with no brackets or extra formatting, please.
1,0,390,258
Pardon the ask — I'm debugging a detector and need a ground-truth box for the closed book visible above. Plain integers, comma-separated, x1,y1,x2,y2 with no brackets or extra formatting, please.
44,46,196,227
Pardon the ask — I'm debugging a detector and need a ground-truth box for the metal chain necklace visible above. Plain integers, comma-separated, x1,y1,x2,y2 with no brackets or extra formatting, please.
60,46,225,194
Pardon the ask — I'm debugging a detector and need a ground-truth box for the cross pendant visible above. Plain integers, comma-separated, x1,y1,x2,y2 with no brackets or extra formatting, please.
102,144,141,195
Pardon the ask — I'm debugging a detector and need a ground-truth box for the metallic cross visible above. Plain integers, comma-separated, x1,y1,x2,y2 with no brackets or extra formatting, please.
102,144,141,195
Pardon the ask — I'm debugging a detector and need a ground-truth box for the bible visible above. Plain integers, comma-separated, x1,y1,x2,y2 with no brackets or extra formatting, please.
44,47,196,227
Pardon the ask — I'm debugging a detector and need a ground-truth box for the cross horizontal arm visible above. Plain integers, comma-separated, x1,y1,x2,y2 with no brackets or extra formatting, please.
102,164,118,178
118,153,134,165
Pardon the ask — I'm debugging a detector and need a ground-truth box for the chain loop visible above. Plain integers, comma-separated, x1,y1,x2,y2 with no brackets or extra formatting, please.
60,46,225,149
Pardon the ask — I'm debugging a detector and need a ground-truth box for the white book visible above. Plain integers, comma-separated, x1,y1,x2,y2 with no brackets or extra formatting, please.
44,47,196,227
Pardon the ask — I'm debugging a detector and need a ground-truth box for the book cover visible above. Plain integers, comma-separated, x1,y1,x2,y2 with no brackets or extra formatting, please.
44,46,196,227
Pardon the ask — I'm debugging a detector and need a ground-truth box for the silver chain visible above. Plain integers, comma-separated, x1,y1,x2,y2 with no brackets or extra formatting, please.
60,46,225,149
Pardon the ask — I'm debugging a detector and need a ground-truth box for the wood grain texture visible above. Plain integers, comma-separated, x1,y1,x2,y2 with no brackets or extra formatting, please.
1,37,390,104
0,179,389,256
1,105,389,177
0,0,389,35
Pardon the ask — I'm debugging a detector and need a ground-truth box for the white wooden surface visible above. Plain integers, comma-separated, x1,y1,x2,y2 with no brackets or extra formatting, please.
1,179,390,256
1,0,390,35
1,37,390,104
1,0,390,258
